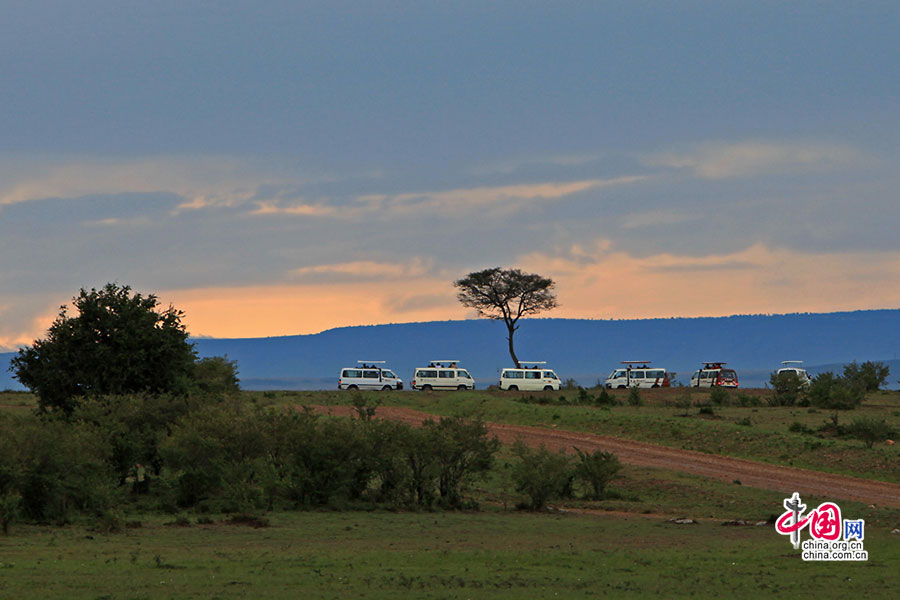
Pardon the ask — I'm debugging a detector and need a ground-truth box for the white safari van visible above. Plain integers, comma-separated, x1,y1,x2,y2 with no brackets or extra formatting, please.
690,362,738,388
499,362,560,392
338,361,403,391
776,361,811,387
604,362,670,389
412,360,475,391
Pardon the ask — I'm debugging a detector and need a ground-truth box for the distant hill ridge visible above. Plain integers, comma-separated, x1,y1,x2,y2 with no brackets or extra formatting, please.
3,309,899,391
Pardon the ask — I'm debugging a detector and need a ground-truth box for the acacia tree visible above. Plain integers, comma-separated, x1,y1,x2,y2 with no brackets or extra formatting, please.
10,283,197,415
454,267,558,368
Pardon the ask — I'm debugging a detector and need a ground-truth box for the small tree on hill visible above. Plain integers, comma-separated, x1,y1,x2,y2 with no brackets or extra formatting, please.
454,268,558,368
842,361,889,392
10,283,196,415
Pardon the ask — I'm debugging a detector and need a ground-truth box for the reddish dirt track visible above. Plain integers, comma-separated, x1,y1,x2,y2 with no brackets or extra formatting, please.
314,405,900,509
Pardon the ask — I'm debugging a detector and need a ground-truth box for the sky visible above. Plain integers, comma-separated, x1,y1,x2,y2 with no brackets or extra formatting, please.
1,1,899,350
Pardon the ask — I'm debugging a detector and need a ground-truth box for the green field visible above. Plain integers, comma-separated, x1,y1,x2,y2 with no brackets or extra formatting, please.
2,388,899,598
2,509,898,599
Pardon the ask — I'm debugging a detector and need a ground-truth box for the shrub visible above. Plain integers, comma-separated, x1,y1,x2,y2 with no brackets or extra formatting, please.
843,361,889,392
709,387,730,406
191,356,240,396
807,372,865,410
428,417,499,508
769,371,806,406
573,449,621,500
846,418,897,448
627,387,642,407
594,387,617,406
511,442,573,510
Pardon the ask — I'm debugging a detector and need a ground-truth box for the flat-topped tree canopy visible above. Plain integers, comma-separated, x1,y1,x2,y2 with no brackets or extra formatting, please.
455,267,558,368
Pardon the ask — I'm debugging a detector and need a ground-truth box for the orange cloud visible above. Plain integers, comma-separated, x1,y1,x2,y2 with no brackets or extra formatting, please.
162,280,466,339
158,243,900,339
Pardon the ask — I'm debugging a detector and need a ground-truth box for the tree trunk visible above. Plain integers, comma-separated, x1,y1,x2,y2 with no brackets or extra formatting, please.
506,323,519,368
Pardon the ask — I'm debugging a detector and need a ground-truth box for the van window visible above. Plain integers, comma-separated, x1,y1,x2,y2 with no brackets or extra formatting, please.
439,370,454,378
525,371,541,379
544,371,558,380
363,370,379,379
458,370,471,379
503,371,524,379
343,369,361,378
631,371,645,379
382,370,396,379
419,369,437,378
648,370,665,378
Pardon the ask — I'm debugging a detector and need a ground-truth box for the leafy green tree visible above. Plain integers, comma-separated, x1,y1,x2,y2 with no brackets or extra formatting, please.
842,360,889,392
10,283,196,415
454,268,558,368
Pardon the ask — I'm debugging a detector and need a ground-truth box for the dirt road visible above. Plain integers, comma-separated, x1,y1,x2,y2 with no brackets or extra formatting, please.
315,405,900,509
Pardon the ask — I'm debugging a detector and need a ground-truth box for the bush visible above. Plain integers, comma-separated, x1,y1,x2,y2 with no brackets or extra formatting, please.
845,418,897,448
627,387,642,407
13,419,118,524
511,442,573,510
807,372,865,410
427,417,499,508
191,356,240,396
709,387,730,406
769,371,806,406
594,387,617,406
573,448,621,500
843,361,889,392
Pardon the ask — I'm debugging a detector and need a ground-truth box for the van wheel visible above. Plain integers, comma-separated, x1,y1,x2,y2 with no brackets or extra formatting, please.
382,385,392,391
652,384,659,388
508,385,518,391
543,385,553,391
457,385,467,391
617,385,626,389
422,384,432,391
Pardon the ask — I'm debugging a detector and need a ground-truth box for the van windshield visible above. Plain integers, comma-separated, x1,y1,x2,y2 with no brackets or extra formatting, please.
458,370,471,379
382,370,396,379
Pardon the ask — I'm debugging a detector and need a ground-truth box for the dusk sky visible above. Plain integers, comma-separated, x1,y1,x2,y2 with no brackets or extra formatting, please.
2,1,899,350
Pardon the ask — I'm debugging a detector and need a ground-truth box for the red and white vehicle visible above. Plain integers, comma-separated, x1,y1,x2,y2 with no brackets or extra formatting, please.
690,362,738,388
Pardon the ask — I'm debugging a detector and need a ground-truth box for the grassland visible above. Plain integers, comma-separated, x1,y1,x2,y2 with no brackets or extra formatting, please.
2,509,898,599
2,388,899,598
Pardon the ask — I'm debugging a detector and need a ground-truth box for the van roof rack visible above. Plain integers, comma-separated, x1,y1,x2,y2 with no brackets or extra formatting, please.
358,360,386,365
781,360,804,365
430,360,460,364
701,362,726,368
518,361,547,366
621,360,651,366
